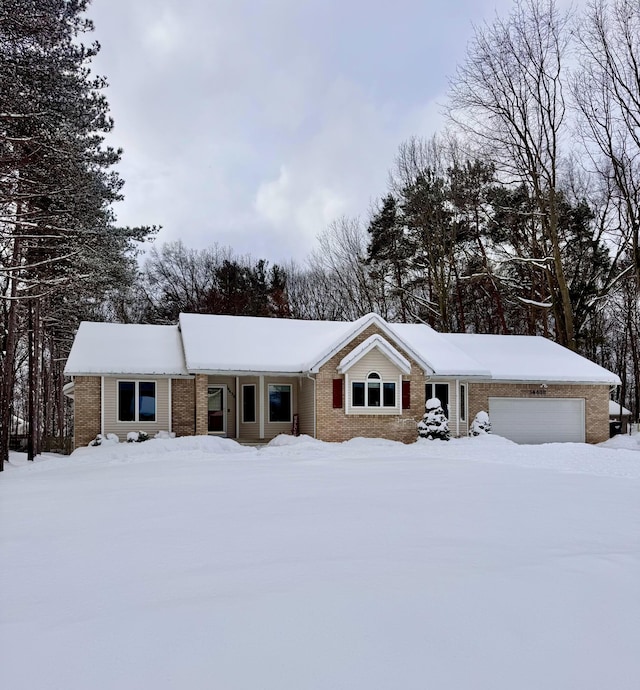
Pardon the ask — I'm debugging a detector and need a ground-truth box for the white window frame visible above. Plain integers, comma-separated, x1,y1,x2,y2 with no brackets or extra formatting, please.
350,371,399,411
268,383,292,423
117,379,156,423
459,382,467,423
426,382,450,418
242,384,257,424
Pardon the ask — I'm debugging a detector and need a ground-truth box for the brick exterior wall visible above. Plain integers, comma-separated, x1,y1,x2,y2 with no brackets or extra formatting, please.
73,376,101,449
316,324,425,443
194,374,209,436
171,378,195,437
468,382,610,444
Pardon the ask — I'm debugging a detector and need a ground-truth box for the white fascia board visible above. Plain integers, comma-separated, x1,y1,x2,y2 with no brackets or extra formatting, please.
187,369,304,377
337,334,411,375
308,313,433,374
486,377,621,385
64,371,193,378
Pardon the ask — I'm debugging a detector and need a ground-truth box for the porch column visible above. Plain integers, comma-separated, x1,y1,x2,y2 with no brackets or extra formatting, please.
259,375,265,440
195,374,208,436
235,376,240,440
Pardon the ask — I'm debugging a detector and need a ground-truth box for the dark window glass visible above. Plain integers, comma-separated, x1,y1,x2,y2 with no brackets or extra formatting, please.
459,383,466,422
138,381,156,422
426,383,449,417
269,384,291,422
383,382,396,407
118,382,135,421
352,382,365,406
367,381,381,406
243,385,256,423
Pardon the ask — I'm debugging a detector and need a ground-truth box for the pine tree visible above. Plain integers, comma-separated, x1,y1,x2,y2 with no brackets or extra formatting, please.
0,1,152,469
418,397,450,441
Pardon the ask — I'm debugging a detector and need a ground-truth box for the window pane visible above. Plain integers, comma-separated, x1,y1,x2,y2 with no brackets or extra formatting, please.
269,384,291,422
427,383,449,417
243,385,256,423
352,382,365,407
368,381,380,407
118,382,135,421
459,383,466,422
139,381,156,422
436,384,449,417
383,382,396,407
368,372,381,379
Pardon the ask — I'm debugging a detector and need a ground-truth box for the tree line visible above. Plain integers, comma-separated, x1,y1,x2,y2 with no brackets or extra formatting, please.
2,0,639,469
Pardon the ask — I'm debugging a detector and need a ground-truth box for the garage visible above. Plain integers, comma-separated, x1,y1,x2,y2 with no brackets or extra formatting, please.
489,398,585,444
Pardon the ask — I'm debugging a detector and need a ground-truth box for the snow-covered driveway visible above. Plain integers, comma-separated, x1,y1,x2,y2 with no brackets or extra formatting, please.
1,435,639,690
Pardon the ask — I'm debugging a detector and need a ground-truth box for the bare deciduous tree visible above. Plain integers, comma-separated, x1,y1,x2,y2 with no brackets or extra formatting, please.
448,0,577,349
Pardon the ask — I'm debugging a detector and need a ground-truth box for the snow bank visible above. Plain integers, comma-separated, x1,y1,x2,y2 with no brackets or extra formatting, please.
71,434,255,462
2,434,639,690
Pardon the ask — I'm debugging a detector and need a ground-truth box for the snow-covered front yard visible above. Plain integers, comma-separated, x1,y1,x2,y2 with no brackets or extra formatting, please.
2,434,640,690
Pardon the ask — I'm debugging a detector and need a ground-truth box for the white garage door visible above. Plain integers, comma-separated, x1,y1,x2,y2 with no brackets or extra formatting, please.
489,398,585,444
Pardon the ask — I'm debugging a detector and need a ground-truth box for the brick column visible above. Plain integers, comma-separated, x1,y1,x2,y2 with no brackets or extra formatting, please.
171,378,196,437
73,376,101,449
195,374,209,436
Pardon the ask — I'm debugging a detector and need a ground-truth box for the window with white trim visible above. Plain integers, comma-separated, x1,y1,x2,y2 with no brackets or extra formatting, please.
426,382,449,418
118,381,156,422
459,383,467,422
268,384,292,422
352,372,396,408
242,384,256,423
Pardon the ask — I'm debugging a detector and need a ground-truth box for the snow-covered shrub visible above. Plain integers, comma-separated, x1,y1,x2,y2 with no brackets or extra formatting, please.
154,430,176,440
417,397,450,441
127,431,150,443
470,411,491,436
88,433,119,447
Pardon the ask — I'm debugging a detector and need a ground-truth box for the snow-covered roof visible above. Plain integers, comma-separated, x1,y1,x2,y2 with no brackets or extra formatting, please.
64,322,188,376
65,314,620,385
609,400,632,416
442,333,620,384
178,312,359,373
391,323,491,377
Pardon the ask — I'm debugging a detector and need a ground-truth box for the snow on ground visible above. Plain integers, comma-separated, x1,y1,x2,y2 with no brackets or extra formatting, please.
1,435,640,690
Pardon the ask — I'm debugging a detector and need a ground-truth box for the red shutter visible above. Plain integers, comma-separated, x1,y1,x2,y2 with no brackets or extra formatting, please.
402,381,411,409
333,378,343,408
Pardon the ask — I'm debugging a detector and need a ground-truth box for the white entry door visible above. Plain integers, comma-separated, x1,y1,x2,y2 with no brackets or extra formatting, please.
208,385,226,434
489,398,585,444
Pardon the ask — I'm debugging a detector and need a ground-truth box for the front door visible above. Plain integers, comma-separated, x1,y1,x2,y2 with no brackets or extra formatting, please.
208,385,226,434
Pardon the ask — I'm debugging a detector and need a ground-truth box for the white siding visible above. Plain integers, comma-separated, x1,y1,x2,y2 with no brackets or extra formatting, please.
346,349,402,415
298,376,315,437
103,377,170,438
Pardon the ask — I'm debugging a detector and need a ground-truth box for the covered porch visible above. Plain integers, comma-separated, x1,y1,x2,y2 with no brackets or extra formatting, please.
194,373,315,443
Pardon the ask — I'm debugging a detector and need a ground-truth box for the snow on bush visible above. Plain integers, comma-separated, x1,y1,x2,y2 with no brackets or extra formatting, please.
126,431,150,443
470,410,491,436
88,433,119,447
154,430,176,440
417,397,450,441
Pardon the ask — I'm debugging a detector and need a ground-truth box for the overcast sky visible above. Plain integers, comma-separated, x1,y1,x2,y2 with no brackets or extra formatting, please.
89,0,534,264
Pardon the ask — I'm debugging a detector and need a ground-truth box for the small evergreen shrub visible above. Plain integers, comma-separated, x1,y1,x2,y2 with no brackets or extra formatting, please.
470,411,491,436
418,397,450,441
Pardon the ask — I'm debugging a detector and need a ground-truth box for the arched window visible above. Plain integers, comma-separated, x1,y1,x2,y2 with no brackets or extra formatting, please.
367,371,381,407
351,371,396,409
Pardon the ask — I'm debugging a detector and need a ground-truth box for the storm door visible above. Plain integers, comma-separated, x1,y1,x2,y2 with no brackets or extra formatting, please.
208,385,226,434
